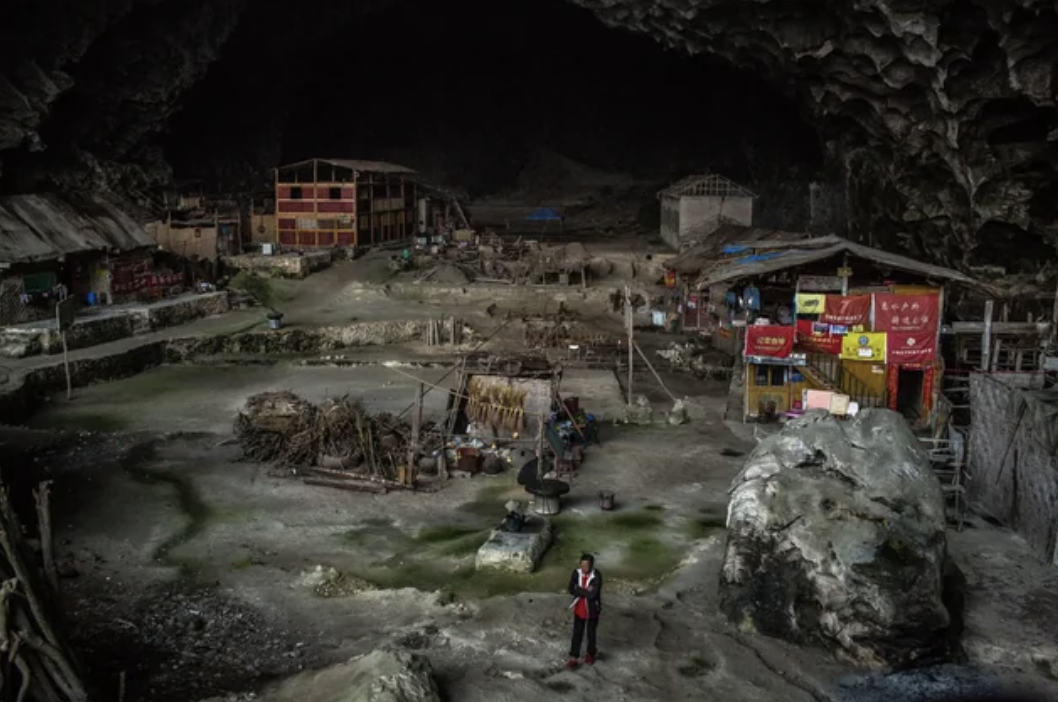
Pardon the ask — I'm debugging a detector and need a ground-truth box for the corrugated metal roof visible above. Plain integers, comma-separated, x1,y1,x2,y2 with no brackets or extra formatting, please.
657,173,756,199
667,225,807,275
276,158,416,175
0,193,155,265
694,235,996,294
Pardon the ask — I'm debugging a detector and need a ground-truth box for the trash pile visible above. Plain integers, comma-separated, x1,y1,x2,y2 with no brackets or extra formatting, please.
656,341,734,379
233,391,440,492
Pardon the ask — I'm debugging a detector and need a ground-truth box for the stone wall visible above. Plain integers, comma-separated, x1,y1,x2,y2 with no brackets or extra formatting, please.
222,251,333,279
140,291,230,331
968,372,1058,564
0,292,229,359
165,318,469,362
0,342,167,425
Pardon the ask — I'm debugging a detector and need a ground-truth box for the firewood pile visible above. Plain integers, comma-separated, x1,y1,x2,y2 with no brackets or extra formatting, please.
0,482,88,702
523,320,614,350
233,392,439,493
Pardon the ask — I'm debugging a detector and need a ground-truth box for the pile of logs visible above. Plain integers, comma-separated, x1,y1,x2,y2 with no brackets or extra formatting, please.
523,320,613,350
233,392,437,493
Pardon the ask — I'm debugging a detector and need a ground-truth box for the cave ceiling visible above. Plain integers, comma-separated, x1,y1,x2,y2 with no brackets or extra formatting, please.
1,0,1056,269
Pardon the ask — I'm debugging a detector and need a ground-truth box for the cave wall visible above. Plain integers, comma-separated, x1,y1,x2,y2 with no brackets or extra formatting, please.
1,0,1057,269
570,0,1058,267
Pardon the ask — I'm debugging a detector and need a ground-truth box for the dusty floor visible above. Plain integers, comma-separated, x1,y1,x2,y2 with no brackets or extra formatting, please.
2,260,1056,702
3,355,1055,702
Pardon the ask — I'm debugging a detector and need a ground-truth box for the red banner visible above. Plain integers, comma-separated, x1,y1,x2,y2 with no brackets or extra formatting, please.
886,330,937,365
820,295,870,327
795,319,842,355
745,325,795,358
873,293,939,334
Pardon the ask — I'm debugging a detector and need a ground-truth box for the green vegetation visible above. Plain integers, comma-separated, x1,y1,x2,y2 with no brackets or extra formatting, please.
33,412,130,433
340,485,696,598
229,271,291,314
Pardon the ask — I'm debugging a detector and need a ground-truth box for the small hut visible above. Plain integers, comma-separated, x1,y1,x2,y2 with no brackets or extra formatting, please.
531,242,589,286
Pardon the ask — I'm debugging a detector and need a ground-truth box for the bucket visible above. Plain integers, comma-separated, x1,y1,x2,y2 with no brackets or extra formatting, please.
86,292,97,306
457,448,481,473
268,316,284,331
598,490,615,511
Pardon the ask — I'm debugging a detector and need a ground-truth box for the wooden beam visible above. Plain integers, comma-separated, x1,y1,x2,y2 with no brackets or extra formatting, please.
981,299,993,371
625,285,633,406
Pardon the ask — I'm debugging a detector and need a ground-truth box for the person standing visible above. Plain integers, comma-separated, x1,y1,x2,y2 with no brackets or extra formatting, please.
567,554,602,668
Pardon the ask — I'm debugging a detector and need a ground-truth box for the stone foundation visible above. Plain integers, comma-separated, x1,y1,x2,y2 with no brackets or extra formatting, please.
165,318,471,362
222,251,334,279
0,341,168,425
475,517,553,574
0,292,230,359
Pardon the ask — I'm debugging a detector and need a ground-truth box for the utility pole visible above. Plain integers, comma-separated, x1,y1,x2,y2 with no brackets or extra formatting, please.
625,285,633,406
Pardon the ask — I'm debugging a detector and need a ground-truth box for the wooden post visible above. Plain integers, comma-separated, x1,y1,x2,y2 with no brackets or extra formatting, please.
981,299,994,371
62,330,71,401
633,341,678,402
33,481,59,595
534,406,546,483
404,384,421,482
1052,278,1058,338
625,285,633,406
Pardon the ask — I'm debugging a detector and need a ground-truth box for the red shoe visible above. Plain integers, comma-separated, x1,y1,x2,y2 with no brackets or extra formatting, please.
566,658,579,669
585,654,595,665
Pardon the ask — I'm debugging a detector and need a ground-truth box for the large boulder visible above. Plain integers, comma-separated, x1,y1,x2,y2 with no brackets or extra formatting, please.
254,646,441,702
719,409,960,668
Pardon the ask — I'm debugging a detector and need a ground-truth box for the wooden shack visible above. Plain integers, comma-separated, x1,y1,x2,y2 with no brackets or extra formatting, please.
693,235,997,428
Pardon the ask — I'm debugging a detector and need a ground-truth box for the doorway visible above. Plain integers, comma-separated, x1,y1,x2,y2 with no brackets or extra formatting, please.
896,368,925,421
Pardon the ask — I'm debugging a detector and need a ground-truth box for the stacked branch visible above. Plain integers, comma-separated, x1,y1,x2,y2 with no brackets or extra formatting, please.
0,481,88,702
233,392,438,491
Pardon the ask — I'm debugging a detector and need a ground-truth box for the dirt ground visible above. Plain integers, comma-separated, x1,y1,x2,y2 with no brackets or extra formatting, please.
2,256,1057,702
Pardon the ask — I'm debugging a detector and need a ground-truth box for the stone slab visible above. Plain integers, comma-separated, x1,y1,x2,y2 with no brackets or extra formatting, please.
475,517,553,574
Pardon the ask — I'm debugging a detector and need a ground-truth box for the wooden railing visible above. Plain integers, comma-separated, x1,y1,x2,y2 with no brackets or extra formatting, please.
839,365,885,408
806,352,841,386
805,352,886,408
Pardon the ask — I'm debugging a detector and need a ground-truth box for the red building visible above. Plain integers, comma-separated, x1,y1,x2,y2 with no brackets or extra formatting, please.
274,158,419,248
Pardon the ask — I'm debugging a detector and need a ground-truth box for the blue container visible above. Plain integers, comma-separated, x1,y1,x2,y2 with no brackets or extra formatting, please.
86,292,97,306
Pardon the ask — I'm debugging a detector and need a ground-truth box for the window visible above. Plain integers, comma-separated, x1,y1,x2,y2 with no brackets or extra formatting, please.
755,365,785,387
290,186,303,200
329,187,342,200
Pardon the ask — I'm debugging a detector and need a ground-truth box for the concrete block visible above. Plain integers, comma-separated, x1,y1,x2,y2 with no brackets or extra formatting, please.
475,517,553,574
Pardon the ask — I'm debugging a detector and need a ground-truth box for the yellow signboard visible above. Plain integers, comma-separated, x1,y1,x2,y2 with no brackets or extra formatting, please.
841,332,887,362
795,293,826,314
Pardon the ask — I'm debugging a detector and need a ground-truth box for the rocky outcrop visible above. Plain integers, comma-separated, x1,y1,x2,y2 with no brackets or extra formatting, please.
252,646,441,702
570,0,1058,267
2,0,1056,266
719,409,960,668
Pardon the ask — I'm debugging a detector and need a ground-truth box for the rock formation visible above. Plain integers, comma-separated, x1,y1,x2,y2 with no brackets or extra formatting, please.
719,409,960,668
570,0,1058,268
2,0,1057,266
243,646,442,702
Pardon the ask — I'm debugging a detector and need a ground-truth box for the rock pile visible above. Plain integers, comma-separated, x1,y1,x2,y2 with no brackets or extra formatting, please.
719,409,962,668
249,646,441,702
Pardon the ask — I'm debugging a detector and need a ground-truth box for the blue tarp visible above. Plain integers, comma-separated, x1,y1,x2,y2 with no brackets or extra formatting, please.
721,244,750,255
526,207,562,221
734,251,784,264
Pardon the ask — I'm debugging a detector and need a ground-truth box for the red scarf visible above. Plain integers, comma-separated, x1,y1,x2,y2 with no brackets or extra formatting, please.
574,570,594,619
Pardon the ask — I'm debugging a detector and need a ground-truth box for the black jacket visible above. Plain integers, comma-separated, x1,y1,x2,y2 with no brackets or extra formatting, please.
568,569,602,619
